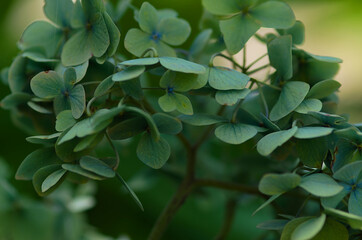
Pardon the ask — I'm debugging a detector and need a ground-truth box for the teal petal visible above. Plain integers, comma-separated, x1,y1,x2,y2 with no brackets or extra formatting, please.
138,2,159,33
158,18,191,46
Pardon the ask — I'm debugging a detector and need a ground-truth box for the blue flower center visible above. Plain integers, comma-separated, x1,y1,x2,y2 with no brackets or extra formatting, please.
151,31,161,42
167,86,174,94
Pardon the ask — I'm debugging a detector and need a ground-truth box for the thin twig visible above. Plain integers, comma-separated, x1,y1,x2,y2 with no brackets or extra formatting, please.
214,198,238,240
105,132,120,170
245,53,268,71
247,64,270,75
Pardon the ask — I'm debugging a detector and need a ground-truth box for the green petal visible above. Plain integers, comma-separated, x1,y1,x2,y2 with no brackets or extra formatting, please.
124,28,176,57
8,56,27,93
270,81,310,121
41,169,67,192
0,93,32,110
258,173,301,195
137,133,171,169
215,89,251,106
33,165,64,196
159,57,206,74
321,183,351,209
56,110,76,131
299,174,343,197
159,94,177,113
209,67,249,90
153,113,183,135
324,208,362,230
294,99,323,114
307,80,341,99
291,214,326,240
61,29,92,66
15,148,61,180
121,57,160,66
215,123,258,145
112,66,145,82
79,156,115,178
160,70,200,92
267,35,293,80
63,68,77,87
179,113,226,126
69,84,86,119
94,76,114,97
220,14,261,54
158,18,191,46
138,2,159,33
333,161,362,184
43,0,74,27
19,21,64,58
89,13,110,57
311,219,349,240
158,93,193,115
294,127,333,139
56,61,89,83
102,12,121,57
281,217,312,240
30,71,63,99
62,164,104,180
250,1,295,29
281,20,305,45
53,94,71,115
349,189,362,217
26,134,61,145
202,0,247,16
257,126,298,156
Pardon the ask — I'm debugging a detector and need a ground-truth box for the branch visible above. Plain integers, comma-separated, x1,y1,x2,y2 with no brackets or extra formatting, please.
214,198,238,240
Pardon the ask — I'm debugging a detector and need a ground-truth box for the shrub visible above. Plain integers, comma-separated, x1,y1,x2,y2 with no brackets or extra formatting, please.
1,0,361,239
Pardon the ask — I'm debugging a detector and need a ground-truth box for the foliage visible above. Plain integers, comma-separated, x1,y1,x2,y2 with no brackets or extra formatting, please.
1,0,361,239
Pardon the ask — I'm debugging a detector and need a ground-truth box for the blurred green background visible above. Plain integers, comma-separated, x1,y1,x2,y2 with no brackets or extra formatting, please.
0,0,361,239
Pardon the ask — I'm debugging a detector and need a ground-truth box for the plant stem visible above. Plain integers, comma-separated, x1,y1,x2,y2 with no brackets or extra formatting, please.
251,78,281,91
245,53,268,71
247,64,270,75
216,53,244,71
105,132,120,170
214,198,238,240
195,179,263,196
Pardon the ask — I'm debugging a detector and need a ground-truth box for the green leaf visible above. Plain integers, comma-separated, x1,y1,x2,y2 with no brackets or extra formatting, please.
189,29,212,60
73,133,102,152
307,80,341,99
215,89,251,106
260,114,280,132
295,99,323,114
19,21,64,58
333,161,362,184
116,173,144,211
308,52,343,64
8,56,27,93
220,14,261,54
209,67,250,90
281,217,311,240
69,84,86,119
251,1,296,29
56,110,76,131
291,214,326,240
334,128,362,145
137,133,170,169
309,112,347,128
44,0,74,27
26,133,61,145
124,28,176,57
153,113,183,135
30,71,63,99
79,156,115,178
102,12,121,58
253,194,281,216
138,2,159,34
158,18,191,45
258,173,301,195
294,127,334,139
179,113,226,126
324,208,362,230
16,148,61,180
202,0,244,15
311,219,349,240
27,101,52,114
257,126,298,156
62,164,104,180
158,93,193,115
267,35,293,80
299,174,343,197
94,76,115,97
33,164,63,196
112,66,146,82
41,169,67,192
215,123,258,145
270,81,310,121
159,57,206,74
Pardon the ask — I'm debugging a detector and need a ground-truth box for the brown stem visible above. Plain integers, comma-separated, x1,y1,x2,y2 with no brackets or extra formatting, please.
214,198,238,240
